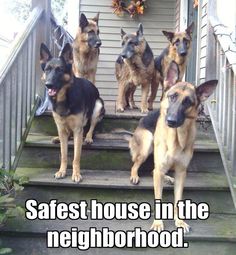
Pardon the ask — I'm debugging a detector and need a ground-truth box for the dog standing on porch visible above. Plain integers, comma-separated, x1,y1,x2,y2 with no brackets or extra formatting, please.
40,43,105,183
148,22,194,110
115,24,154,113
72,12,101,84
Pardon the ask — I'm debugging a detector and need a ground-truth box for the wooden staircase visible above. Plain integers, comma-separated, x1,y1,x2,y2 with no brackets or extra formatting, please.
1,105,236,254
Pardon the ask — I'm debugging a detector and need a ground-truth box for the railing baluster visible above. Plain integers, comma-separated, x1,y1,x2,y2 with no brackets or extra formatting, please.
27,36,33,116
4,77,12,170
222,57,228,145
0,82,5,169
17,54,23,144
232,73,236,176
226,68,233,160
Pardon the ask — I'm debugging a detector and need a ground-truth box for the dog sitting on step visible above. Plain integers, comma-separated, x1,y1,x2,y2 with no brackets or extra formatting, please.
72,13,101,84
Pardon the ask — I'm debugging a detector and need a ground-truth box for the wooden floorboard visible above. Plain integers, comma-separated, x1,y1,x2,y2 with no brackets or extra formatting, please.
15,168,229,191
2,213,236,242
25,133,219,152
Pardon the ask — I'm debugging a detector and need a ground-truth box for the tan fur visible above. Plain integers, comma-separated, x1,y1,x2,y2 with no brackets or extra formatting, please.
129,127,153,184
151,82,198,232
53,112,87,183
72,20,99,84
148,31,192,110
116,38,154,113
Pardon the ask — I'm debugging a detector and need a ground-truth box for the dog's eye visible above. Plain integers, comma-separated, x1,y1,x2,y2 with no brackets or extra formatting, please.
182,97,193,107
45,66,52,72
183,38,189,46
175,39,180,46
169,92,178,102
56,67,64,72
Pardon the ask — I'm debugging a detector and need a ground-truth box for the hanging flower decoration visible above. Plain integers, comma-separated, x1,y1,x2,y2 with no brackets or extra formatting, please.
111,0,146,18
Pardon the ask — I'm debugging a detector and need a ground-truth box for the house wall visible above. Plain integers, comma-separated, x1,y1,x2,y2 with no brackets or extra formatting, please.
79,0,176,102
197,0,208,84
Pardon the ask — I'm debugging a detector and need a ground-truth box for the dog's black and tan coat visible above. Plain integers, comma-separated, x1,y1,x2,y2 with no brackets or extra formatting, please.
151,77,217,232
73,13,101,84
148,22,194,110
115,24,154,113
40,43,105,183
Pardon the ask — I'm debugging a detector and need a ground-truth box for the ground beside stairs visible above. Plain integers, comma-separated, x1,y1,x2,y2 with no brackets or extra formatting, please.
1,106,236,255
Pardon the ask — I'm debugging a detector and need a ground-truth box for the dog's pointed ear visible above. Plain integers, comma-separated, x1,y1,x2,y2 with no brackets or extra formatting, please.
92,12,100,24
196,80,218,102
164,61,179,89
60,43,73,64
186,22,194,38
162,30,175,42
137,23,144,39
79,13,89,31
40,43,52,70
121,28,126,39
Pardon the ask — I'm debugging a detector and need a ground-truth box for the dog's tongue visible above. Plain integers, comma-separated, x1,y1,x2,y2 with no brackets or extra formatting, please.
48,88,57,97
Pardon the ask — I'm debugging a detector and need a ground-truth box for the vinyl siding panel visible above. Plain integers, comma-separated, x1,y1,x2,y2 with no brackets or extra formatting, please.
79,0,176,101
198,0,208,83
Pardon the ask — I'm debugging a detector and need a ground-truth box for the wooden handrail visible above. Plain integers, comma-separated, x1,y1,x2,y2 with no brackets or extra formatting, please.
209,16,236,75
0,6,44,85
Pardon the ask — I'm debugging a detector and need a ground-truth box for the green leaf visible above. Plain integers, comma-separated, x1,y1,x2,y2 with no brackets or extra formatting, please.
18,176,29,185
0,248,13,254
13,183,24,192
0,214,7,225
6,206,24,218
0,195,14,205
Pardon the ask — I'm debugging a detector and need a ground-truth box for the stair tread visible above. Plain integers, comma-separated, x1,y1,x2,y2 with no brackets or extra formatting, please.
2,212,236,241
26,133,219,152
16,168,229,190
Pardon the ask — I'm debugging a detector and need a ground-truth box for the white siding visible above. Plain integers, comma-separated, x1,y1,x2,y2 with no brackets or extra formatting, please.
197,0,208,83
79,0,176,101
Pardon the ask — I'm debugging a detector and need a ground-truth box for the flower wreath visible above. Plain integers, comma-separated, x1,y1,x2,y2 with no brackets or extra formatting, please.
111,0,146,18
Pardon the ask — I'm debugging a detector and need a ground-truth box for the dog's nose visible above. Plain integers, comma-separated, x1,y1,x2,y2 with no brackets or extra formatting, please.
96,41,102,47
45,83,53,89
121,53,127,59
180,51,187,57
167,116,178,127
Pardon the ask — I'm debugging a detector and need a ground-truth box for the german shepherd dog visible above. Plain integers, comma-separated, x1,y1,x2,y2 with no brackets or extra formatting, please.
151,75,218,232
148,22,194,110
129,62,179,185
40,43,105,182
72,13,101,84
115,24,154,113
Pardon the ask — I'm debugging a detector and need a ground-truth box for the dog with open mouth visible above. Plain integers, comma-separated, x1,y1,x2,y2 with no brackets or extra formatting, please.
40,43,105,182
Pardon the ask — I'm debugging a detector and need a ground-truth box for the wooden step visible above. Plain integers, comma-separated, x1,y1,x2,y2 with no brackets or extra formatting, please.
14,168,235,214
31,112,215,137
25,133,219,152
2,212,236,242
16,168,229,191
19,132,222,172
0,235,235,255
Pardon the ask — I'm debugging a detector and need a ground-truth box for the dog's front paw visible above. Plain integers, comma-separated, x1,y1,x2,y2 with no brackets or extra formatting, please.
54,170,66,179
151,220,164,232
129,103,138,110
141,107,149,114
130,175,140,185
84,135,93,144
164,175,174,185
116,107,125,112
52,136,60,144
175,219,190,233
72,173,83,183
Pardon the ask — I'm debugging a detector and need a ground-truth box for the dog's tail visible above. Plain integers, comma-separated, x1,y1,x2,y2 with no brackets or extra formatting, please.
111,128,133,141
